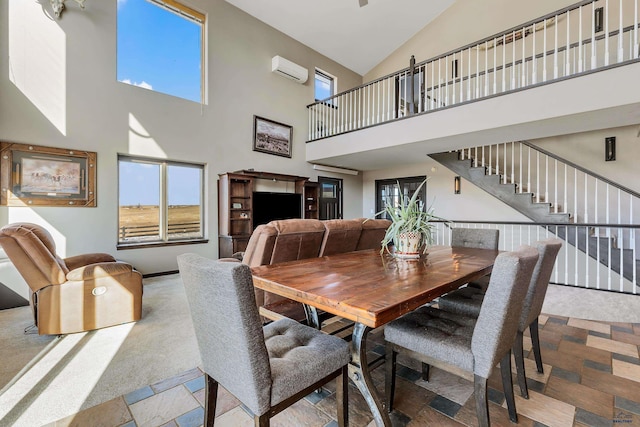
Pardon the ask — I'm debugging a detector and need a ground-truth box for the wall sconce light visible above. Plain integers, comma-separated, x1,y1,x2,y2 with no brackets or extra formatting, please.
454,176,461,194
605,136,616,161
50,0,86,19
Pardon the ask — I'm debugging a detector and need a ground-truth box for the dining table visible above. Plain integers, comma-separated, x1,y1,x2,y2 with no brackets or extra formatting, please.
251,245,500,427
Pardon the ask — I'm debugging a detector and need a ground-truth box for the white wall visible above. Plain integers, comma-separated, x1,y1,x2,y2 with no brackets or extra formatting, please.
530,124,640,194
362,158,531,221
0,0,363,276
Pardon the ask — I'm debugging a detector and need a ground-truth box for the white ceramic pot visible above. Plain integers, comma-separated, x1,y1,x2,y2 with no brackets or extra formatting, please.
394,231,423,259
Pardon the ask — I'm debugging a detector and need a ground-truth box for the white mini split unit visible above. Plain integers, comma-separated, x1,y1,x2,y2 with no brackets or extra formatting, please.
271,55,308,84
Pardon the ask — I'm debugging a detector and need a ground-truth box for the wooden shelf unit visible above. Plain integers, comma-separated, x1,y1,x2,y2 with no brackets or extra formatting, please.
304,181,319,220
218,170,309,258
218,173,253,258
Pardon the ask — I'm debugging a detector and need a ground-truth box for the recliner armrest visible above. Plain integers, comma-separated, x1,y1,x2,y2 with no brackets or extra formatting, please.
64,253,117,271
66,261,133,281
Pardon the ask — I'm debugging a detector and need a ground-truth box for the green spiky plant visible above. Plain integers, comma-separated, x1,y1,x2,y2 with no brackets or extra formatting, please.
374,178,448,255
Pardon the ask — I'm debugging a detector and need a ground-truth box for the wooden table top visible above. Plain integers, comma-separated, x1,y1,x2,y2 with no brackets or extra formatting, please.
251,246,499,328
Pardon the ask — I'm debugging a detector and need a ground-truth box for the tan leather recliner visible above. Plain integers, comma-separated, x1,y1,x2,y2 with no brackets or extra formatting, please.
319,218,363,256
0,223,143,335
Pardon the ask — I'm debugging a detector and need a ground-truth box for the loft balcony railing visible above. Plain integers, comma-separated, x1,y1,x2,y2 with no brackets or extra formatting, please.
307,0,640,141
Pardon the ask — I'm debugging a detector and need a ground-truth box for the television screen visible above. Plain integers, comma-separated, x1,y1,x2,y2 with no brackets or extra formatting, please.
253,192,302,228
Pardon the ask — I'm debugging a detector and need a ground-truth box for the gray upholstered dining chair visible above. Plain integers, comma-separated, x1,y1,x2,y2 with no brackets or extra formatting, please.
437,238,562,398
451,227,500,250
385,247,539,427
177,254,350,427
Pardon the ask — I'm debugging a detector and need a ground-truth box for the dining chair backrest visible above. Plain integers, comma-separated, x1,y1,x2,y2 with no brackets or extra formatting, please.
519,239,563,331
471,246,539,378
178,254,272,416
451,228,499,250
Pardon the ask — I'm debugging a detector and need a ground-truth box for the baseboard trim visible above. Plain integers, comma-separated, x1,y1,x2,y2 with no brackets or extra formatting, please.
142,270,179,279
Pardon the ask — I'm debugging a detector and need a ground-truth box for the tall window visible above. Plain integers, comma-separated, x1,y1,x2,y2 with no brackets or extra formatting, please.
315,69,335,102
117,0,205,103
118,155,205,247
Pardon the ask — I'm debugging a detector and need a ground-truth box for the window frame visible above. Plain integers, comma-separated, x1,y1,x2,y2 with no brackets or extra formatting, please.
117,0,207,104
314,68,337,103
117,154,207,250
375,176,427,220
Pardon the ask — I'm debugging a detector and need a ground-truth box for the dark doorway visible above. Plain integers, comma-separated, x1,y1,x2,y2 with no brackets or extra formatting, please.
375,176,427,219
319,176,343,220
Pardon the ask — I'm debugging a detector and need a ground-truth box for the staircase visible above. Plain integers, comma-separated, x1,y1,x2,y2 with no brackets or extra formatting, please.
431,151,570,223
430,144,640,290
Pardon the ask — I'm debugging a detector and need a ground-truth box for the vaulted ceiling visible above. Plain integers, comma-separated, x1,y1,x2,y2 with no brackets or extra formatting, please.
225,0,455,75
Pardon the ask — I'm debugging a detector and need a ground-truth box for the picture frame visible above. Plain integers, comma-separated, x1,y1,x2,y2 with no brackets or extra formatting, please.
253,115,292,158
0,142,97,207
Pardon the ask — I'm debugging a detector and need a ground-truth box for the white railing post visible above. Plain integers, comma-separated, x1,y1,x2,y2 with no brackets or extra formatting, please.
605,0,611,66
635,0,639,59
619,0,625,63
592,2,597,70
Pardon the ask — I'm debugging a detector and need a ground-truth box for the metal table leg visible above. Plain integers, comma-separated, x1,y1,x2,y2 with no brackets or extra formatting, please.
303,304,321,329
349,322,391,427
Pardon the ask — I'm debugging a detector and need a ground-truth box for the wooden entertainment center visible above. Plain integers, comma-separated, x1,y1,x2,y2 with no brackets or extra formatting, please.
218,170,318,258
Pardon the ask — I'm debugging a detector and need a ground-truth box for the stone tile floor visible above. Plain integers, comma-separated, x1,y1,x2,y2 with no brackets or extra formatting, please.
48,313,640,427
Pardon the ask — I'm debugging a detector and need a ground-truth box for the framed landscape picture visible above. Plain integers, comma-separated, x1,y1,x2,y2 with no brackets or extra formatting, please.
0,142,97,207
253,115,292,158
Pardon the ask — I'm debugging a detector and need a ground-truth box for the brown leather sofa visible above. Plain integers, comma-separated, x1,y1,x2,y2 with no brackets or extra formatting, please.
0,223,143,335
239,217,390,322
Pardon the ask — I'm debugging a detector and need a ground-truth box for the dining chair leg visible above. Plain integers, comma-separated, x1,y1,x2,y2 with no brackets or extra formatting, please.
385,345,397,413
513,331,529,399
529,318,544,373
473,375,490,427
336,366,349,427
500,351,518,423
255,414,269,427
421,362,430,381
204,374,218,427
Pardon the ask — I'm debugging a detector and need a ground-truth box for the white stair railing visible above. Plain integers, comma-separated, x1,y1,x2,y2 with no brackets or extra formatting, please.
433,221,639,294
308,0,640,141
454,142,640,293
458,141,640,229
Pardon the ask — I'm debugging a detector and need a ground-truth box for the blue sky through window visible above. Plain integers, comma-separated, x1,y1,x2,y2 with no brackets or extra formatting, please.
117,0,202,103
119,161,202,206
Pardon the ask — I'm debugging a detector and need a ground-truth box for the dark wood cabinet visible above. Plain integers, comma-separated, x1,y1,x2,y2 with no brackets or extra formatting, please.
218,170,309,258
218,173,253,258
304,181,319,219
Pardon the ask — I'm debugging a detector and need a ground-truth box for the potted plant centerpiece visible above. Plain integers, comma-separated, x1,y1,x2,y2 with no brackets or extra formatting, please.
375,178,448,259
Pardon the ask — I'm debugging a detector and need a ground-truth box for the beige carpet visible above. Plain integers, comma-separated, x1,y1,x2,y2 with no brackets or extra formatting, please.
0,274,200,427
0,275,638,426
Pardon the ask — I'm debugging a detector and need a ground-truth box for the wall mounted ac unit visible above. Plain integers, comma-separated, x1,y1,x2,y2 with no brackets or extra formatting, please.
271,55,308,84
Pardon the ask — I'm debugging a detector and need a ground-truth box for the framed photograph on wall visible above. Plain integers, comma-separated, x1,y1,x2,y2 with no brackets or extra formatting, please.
253,115,292,158
0,142,97,207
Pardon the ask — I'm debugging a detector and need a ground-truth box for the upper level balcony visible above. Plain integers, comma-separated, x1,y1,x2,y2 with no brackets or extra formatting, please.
306,0,640,171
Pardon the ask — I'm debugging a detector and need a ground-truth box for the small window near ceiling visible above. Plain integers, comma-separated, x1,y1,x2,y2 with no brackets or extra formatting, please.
315,69,336,102
118,155,205,248
117,0,205,103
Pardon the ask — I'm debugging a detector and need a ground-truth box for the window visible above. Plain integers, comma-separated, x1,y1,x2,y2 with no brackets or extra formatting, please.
118,155,205,247
315,69,335,102
375,176,426,220
117,0,205,103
